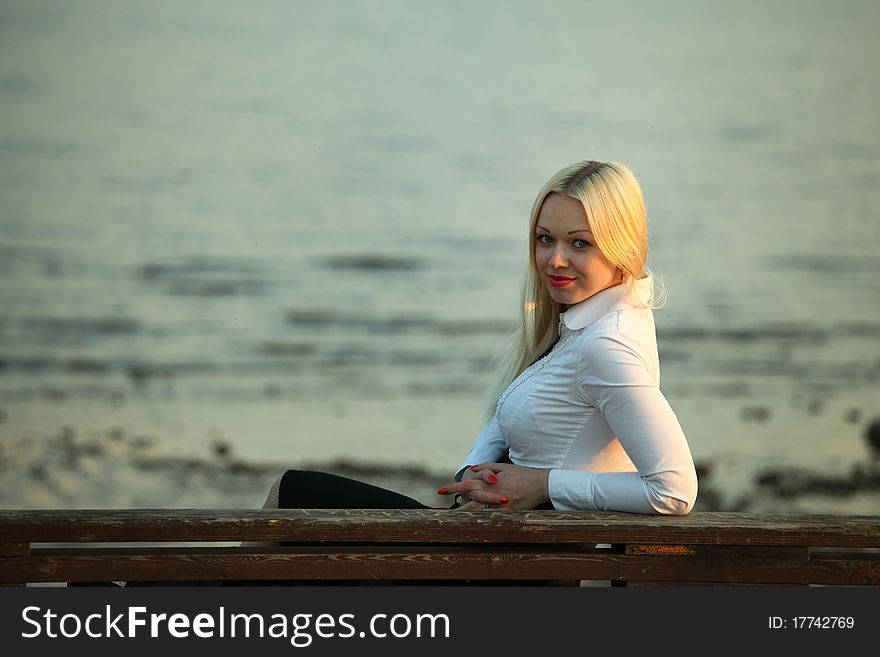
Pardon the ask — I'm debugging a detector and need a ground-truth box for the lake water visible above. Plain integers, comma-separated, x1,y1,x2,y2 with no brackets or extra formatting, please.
1,0,878,512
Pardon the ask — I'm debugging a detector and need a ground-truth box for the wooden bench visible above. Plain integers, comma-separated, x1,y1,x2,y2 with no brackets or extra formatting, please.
1,509,878,586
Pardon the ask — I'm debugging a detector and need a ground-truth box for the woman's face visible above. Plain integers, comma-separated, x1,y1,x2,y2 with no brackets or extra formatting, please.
534,192,621,308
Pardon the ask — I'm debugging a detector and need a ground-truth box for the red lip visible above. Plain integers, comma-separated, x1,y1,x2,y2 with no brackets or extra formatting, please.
547,275,575,288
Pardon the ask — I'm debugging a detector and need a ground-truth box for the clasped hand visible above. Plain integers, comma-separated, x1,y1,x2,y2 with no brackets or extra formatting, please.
437,462,551,511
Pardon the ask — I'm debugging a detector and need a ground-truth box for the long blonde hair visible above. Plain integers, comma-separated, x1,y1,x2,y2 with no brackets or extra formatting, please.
483,160,662,419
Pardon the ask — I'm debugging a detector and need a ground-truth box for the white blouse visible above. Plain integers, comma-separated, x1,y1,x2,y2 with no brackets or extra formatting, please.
456,275,698,515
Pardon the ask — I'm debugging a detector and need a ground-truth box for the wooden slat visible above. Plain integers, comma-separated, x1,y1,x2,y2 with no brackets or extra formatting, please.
1,510,878,547
0,543,29,557
2,547,879,586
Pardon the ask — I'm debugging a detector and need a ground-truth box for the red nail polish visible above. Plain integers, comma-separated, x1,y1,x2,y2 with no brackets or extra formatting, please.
488,475,497,484
437,488,448,495
468,466,478,470
500,497,509,504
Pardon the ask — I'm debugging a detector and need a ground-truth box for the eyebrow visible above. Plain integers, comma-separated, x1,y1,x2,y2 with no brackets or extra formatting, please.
536,224,592,235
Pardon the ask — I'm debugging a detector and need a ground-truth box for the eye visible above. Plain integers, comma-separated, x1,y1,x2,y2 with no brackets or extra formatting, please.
572,239,591,249
536,234,554,245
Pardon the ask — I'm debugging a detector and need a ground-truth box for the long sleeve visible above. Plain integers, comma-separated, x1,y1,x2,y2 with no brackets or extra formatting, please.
548,333,698,514
454,414,508,481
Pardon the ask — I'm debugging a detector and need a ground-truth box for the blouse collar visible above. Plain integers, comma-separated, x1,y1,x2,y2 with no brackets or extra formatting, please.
560,273,653,331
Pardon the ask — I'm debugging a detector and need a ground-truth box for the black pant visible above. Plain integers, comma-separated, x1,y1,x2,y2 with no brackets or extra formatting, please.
278,469,433,510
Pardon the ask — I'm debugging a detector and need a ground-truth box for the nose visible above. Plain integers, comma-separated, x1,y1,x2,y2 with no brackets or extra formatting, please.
549,244,568,269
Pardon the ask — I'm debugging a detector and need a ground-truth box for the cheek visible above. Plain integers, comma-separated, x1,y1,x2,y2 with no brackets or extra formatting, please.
533,249,547,269
571,255,595,276
579,253,613,277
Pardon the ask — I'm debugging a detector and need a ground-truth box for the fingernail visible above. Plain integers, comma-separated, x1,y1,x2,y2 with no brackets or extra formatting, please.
468,466,478,470
488,475,497,484
437,488,448,495
500,497,509,504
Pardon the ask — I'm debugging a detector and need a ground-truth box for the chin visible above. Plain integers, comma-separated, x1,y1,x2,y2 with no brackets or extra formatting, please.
547,289,577,305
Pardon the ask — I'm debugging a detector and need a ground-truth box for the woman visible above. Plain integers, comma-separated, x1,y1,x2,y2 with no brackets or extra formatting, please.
264,160,697,516
442,160,697,514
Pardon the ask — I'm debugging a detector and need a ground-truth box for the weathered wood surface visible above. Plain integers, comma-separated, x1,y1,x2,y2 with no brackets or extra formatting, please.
0,543,29,557
2,546,878,585
3,510,878,586
2,510,879,547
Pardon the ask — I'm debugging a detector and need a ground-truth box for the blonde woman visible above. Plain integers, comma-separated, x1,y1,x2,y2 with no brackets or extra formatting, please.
265,160,697,517
438,160,697,514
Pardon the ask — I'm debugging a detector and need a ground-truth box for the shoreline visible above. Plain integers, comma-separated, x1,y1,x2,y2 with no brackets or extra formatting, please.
2,426,878,515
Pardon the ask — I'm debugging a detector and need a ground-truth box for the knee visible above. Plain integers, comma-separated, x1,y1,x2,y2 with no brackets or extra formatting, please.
280,469,317,492
277,469,329,505
264,469,318,509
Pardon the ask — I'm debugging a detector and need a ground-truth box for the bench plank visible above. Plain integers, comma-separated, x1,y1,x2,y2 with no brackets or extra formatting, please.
3,546,878,585
2,510,878,547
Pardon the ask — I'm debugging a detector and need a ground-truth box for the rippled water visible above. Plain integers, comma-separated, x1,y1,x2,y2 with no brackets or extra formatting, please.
1,0,878,511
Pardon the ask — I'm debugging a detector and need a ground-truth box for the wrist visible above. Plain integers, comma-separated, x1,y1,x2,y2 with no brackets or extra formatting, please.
541,469,551,503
